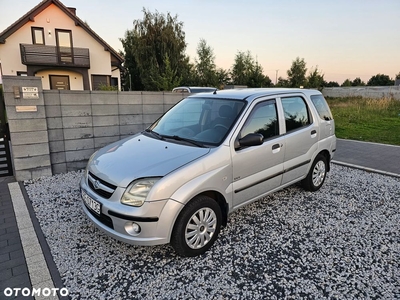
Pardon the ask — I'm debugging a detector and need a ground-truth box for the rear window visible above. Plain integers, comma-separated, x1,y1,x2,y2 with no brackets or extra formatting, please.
310,95,333,121
281,96,311,132
172,88,189,93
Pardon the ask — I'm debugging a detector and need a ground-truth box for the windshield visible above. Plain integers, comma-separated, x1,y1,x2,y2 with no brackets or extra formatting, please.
149,97,246,146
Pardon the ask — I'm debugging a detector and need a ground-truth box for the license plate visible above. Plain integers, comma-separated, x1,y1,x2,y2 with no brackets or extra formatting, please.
82,189,101,215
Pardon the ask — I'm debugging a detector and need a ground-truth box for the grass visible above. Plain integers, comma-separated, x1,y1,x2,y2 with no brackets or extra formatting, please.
326,97,400,146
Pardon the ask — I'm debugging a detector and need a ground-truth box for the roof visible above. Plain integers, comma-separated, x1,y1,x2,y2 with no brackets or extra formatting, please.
0,0,124,66
190,88,322,101
172,86,217,93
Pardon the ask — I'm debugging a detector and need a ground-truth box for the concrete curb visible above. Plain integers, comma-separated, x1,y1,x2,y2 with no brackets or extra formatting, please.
332,160,400,179
7,182,68,300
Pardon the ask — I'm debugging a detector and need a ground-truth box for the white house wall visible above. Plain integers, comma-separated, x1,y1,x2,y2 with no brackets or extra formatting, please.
0,3,118,90
0,22,31,75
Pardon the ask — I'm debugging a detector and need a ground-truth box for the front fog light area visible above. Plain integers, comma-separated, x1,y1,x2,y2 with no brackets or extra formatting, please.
125,222,141,236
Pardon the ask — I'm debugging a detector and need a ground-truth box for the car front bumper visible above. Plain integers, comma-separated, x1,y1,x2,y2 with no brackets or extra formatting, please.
80,176,184,246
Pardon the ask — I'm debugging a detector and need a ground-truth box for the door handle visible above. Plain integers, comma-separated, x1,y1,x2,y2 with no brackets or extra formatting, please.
311,130,317,135
272,144,280,150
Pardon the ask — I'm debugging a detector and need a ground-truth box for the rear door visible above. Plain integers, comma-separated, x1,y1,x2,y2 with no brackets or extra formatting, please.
231,98,285,208
310,94,334,140
280,95,318,185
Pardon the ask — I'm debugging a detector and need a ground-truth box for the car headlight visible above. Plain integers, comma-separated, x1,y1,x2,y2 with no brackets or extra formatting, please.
121,178,160,207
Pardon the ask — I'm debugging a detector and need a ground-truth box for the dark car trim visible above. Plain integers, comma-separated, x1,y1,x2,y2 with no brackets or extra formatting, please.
234,171,284,193
283,160,311,173
234,159,311,193
108,210,159,222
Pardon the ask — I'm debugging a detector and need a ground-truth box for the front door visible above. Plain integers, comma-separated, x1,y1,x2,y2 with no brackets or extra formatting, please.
232,99,285,209
50,75,70,90
56,29,73,64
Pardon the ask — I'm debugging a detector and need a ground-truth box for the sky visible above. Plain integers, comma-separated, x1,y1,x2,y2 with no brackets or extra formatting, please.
0,0,399,84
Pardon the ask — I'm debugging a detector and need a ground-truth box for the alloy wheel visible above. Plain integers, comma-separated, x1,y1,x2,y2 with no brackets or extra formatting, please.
185,207,217,249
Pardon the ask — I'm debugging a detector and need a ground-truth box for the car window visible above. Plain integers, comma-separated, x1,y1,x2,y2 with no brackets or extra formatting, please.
151,97,246,145
310,95,333,121
240,100,279,140
159,100,203,131
172,88,189,93
281,96,311,132
190,88,216,93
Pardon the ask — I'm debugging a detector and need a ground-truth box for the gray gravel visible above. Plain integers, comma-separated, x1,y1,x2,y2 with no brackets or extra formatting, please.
24,165,400,299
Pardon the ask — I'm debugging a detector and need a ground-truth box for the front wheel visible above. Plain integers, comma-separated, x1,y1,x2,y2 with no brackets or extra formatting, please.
171,195,222,257
302,154,328,191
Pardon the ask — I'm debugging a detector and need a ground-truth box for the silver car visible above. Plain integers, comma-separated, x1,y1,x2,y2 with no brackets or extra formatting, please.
80,88,336,256
172,86,217,93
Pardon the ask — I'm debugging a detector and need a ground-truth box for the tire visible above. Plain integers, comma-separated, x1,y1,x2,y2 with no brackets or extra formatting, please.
171,195,222,257
302,154,328,191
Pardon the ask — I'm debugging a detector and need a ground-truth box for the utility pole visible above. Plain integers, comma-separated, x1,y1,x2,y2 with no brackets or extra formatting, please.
275,70,279,85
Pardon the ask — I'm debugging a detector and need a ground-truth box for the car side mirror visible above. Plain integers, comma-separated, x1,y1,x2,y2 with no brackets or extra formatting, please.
235,133,264,149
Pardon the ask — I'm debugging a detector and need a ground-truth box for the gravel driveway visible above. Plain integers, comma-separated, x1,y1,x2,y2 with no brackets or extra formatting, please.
24,165,399,299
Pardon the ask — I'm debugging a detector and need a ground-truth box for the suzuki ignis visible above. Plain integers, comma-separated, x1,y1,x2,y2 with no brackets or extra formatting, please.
80,88,336,256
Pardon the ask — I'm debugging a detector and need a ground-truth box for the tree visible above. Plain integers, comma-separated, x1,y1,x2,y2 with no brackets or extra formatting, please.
230,51,254,85
194,39,218,87
216,68,230,89
119,42,143,91
325,81,340,87
367,74,394,86
158,54,182,91
351,77,365,86
230,51,271,87
247,61,272,88
177,58,196,86
341,79,352,87
276,77,289,87
394,72,400,80
120,9,189,91
287,57,307,88
306,67,324,90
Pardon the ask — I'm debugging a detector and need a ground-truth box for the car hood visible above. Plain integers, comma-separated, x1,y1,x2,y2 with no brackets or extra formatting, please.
89,134,210,187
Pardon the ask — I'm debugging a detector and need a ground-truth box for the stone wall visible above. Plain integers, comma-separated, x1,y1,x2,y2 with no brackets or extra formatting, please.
322,86,400,100
2,76,184,181
2,76,52,181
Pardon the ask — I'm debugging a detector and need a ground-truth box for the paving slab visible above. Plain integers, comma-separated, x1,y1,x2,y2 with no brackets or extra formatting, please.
332,139,400,177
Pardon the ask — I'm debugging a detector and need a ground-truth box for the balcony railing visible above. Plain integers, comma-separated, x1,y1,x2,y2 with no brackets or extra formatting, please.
20,44,90,68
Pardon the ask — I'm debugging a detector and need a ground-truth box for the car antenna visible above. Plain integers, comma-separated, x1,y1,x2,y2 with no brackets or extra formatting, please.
213,89,217,94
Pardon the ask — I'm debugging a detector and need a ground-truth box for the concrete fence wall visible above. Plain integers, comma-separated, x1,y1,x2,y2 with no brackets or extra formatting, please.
2,76,184,181
322,86,400,100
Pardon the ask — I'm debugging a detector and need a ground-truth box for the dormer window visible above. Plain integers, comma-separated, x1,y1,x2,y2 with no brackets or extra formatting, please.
31,27,45,45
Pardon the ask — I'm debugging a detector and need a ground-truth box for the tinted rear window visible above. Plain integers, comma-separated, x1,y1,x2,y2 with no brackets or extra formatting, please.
281,96,311,132
310,95,333,121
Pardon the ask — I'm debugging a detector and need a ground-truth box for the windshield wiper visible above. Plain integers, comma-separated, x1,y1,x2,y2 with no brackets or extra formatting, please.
144,130,206,147
144,129,165,140
168,135,206,148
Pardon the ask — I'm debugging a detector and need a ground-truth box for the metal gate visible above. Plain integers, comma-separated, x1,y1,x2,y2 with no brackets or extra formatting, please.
0,87,13,177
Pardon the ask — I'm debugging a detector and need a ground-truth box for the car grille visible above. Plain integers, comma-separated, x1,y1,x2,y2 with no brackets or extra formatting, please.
88,172,117,199
85,205,114,229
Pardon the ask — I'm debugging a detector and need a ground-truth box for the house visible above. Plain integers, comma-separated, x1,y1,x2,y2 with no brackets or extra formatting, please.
0,0,124,90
